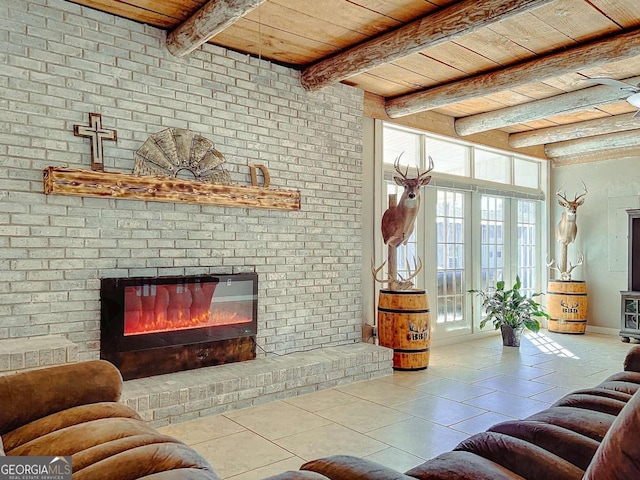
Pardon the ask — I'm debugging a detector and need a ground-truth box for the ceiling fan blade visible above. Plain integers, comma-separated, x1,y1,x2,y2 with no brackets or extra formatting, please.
583,77,640,92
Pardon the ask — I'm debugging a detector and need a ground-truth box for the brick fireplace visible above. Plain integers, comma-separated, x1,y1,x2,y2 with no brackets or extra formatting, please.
100,273,258,380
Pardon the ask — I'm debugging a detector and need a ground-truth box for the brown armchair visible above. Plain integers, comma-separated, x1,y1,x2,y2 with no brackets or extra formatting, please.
0,360,220,480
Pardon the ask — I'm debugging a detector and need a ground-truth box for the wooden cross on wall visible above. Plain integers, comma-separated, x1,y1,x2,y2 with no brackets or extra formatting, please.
73,113,117,171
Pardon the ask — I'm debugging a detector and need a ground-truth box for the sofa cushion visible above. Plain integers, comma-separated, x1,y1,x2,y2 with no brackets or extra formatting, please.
0,360,122,436
551,393,627,416
2,402,140,453
524,406,614,442
583,390,640,480
405,450,524,479
302,455,414,479
8,417,157,456
72,442,219,480
453,431,584,480
487,420,599,470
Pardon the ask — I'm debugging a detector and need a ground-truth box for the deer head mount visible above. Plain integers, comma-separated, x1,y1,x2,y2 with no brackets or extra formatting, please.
556,182,587,246
381,154,434,248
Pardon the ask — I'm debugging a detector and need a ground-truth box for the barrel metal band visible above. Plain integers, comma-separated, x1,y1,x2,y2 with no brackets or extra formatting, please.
378,307,430,314
394,347,430,353
550,318,587,323
547,291,587,295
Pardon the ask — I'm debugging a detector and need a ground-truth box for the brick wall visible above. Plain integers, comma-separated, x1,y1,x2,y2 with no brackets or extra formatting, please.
0,0,364,359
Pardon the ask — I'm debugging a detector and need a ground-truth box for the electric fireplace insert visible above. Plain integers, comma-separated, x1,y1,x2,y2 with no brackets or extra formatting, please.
100,273,257,380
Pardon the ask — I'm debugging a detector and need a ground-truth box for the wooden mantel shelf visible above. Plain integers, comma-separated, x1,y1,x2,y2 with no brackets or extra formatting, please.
43,167,301,211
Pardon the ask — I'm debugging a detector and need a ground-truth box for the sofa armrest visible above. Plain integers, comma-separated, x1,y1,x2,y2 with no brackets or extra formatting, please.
300,455,415,480
623,346,640,372
0,360,123,435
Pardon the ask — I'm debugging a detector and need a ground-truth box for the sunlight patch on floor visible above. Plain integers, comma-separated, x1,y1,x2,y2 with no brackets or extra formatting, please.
527,332,579,359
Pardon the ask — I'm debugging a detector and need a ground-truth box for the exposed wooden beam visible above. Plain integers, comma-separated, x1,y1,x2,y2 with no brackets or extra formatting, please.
456,75,640,136
509,113,640,148
167,0,266,57
551,145,640,166
385,29,640,118
544,129,640,160
300,0,556,91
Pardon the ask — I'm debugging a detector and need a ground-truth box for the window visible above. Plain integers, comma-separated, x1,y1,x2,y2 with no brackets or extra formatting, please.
378,122,547,340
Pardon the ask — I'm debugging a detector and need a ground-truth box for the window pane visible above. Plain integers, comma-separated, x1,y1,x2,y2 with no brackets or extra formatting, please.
383,126,420,167
436,189,466,326
426,137,470,176
517,200,538,295
480,195,504,290
475,149,510,183
514,158,539,188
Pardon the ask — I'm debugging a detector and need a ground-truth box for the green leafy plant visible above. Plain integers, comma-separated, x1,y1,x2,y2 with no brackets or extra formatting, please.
468,276,550,333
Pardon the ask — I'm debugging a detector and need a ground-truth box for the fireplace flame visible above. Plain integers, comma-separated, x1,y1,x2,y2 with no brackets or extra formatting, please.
123,284,252,336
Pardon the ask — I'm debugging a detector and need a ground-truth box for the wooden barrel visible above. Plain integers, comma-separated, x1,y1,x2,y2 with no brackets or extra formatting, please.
546,280,588,334
377,289,431,370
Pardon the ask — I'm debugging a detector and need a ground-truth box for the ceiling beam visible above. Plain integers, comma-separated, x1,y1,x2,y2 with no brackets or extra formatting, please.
385,29,640,118
167,0,266,57
509,113,640,148
544,129,640,160
300,0,556,92
455,75,640,136
551,145,640,166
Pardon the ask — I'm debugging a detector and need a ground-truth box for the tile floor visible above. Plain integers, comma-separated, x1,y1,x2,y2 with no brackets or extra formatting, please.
158,330,633,479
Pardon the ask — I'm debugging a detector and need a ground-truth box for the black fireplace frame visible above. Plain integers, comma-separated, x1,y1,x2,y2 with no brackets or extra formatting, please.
100,273,258,380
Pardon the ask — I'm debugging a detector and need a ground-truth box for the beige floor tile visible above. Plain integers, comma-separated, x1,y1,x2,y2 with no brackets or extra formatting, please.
479,362,553,380
378,369,443,388
283,388,360,412
393,394,487,426
363,447,425,473
335,378,427,405
533,371,609,390
194,430,294,478
223,401,332,440
530,385,578,403
429,365,500,383
157,414,246,445
412,378,494,402
315,399,411,432
450,412,514,435
225,456,307,480
274,423,388,461
464,391,551,419
472,375,554,397
366,418,469,460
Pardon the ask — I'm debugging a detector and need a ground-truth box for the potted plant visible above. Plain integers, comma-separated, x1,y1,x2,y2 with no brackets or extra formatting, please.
468,276,550,347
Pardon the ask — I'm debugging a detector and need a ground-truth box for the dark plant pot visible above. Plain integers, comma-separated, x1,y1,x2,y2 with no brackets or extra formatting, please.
501,325,523,347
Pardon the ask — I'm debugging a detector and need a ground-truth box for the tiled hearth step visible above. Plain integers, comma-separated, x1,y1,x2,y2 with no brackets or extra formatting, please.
120,343,393,427
0,336,79,375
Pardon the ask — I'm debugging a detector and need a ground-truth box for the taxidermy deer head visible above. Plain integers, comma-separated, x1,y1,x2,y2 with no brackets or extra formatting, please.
381,154,434,248
556,182,587,246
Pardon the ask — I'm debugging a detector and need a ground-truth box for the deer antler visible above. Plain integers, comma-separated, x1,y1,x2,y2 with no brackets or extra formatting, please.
370,257,423,291
393,153,409,181
574,181,588,203
399,256,423,283
562,252,584,280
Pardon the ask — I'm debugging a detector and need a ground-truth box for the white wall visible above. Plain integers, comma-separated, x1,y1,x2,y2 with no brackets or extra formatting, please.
551,157,640,331
0,0,364,358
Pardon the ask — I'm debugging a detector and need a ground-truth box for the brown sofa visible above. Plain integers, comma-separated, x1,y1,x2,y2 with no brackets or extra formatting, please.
0,360,220,480
274,345,640,480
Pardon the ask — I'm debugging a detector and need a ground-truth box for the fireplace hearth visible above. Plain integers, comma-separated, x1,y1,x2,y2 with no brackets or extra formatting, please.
100,273,257,380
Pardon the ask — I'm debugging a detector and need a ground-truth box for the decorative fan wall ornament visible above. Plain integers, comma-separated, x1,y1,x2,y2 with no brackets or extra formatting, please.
133,128,231,184
584,77,640,117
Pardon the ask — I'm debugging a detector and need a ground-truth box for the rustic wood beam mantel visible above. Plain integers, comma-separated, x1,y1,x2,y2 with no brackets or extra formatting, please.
544,129,640,160
455,75,640,136
167,0,266,57
43,167,301,211
300,0,555,92
385,29,640,118
509,113,640,148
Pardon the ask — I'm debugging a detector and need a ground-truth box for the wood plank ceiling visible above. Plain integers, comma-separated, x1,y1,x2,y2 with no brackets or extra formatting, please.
66,0,640,164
